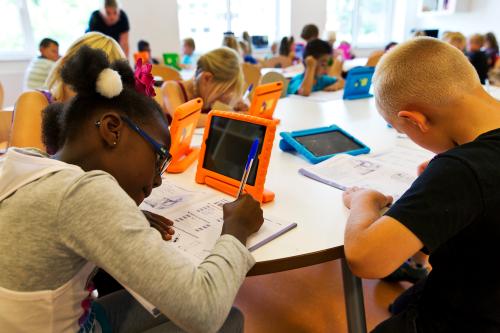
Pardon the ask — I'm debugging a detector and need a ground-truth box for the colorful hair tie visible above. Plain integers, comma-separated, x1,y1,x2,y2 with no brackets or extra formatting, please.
134,58,156,97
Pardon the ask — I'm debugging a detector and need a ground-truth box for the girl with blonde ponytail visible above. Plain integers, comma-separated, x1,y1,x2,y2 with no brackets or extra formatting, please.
162,47,246,127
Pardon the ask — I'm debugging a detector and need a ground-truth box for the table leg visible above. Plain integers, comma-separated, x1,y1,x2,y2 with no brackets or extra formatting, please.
341,258,367,333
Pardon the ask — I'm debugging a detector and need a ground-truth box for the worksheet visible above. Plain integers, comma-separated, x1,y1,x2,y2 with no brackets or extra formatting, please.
132,182,297,316
299,137,434,200
142,184,297,264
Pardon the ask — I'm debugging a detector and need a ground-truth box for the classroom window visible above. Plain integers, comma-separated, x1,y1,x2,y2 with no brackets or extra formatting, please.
26,0,100,53
0,0,33,59
177,0,290,54
326,0,394,48
0,0,100,60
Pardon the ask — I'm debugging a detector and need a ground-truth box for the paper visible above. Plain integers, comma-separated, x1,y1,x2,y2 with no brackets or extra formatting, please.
299,137,434,200
128,182,297,316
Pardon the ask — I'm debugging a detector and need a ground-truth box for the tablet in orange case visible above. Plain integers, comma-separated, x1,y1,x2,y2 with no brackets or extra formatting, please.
195,111,277,203
167,98,203,173
248,81,283,120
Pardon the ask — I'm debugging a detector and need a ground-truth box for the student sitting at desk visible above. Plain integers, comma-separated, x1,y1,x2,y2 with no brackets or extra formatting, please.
162,47,247,128
180,37,197,69
0,46,264,333
342,37,500,332
288,39,344,96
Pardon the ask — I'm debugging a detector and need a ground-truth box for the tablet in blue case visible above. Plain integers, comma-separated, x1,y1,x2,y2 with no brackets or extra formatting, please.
279,125,370,164
343,66,375,100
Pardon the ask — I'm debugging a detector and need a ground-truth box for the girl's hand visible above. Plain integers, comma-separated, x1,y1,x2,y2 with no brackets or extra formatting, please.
233,100,249,112
342,187,393,210
142,210,175,241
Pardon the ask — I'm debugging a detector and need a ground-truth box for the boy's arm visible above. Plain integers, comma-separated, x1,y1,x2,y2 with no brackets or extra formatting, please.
343,188,424,278
298,56,317,96
324,77,345,91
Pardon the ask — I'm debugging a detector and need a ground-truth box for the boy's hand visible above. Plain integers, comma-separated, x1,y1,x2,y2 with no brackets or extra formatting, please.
142,210,175,241
221,194,264,245
305,55,317,67
417,160,431,175
342,187,393,210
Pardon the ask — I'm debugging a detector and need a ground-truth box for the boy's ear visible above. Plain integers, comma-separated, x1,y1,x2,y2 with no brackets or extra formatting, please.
397,110,430,133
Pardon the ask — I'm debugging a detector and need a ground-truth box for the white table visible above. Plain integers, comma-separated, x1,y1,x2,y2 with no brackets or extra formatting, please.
168,95,398,333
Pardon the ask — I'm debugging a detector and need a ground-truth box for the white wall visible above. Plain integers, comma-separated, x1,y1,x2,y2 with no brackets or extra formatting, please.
0,60,30,108
291,0,327,43
121,0,180,60
407,0,500,38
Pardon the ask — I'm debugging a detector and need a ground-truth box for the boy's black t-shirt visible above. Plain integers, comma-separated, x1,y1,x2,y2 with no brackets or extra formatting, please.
87,10,129,43
385,128,500,332
467,50,489,84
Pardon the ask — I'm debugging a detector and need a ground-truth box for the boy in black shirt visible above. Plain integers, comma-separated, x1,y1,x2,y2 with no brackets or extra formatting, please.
466,33,489,84
342,37,500,332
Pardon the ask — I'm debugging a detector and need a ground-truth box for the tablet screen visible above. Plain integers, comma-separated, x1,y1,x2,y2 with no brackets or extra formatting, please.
294,130,363,157
203,116,266,186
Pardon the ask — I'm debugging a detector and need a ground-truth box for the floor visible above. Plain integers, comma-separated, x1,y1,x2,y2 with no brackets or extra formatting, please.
234,260,411,333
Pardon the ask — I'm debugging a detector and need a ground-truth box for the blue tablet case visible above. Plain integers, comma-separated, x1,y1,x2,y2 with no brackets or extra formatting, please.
343,66,375,100
279,125,370,164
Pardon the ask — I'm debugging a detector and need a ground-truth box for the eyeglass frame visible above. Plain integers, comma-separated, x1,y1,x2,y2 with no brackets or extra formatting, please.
95,116,172,176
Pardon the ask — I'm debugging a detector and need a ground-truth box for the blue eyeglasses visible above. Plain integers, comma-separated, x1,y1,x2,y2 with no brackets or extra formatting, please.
95,116,172,176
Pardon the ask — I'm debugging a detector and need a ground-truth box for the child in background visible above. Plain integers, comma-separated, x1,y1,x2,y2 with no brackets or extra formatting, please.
336,41,355,60
288,39,344,96
443,31,466,52
0,46,264,332
23,38,60,90
222,35,242,61
262,37,294,68
300,24,319,43
467,33,489,84
180,37,197,69
162,47,247,127
12,32,125,152
484,32,499,68
343,37,500,332
137,39,159,64
239,40,259,65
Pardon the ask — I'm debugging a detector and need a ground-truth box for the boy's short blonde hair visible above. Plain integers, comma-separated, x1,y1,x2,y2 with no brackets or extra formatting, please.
373,37,480,116
46,32,125,101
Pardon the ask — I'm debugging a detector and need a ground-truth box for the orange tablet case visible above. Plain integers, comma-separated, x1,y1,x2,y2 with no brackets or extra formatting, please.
248,81,283,120
195,111,278,203
134,51,150,64
167,98,203,173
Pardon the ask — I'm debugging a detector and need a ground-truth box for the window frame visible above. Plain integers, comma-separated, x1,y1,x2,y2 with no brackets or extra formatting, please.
177,0,288,54
327,0,395,49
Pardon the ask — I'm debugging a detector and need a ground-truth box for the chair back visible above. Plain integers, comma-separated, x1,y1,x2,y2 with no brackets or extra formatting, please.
9,91,49,150
260,72,289,98
241,63,261,100
151,64,182,82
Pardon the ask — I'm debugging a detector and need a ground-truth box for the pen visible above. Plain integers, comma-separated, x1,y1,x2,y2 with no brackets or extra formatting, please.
242,83,253,102
236,139,259,198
